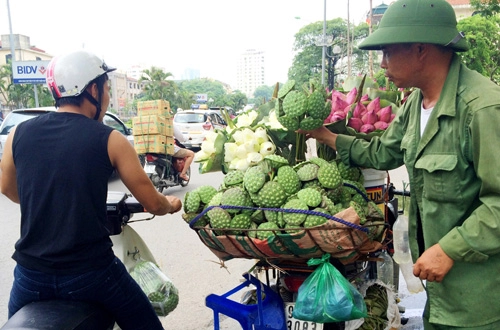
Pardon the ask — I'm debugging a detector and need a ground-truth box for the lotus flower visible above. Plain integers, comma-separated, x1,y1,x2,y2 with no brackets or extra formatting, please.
259,141,276,156
374,121,389,130
345,87,357,104
367,97,380,112
347,117,363,131
360,124,375,133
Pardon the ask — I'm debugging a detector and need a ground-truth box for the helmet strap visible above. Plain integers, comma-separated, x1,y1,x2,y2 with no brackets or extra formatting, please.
82,90,102,121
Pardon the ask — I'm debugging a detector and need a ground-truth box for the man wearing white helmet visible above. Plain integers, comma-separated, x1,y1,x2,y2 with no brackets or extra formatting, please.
0,50,181,329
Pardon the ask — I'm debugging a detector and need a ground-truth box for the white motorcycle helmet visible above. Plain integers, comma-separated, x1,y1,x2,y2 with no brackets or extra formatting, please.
46,50,116,99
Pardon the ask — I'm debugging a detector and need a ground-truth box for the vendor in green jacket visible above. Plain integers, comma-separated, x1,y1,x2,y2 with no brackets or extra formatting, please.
300,0,500,329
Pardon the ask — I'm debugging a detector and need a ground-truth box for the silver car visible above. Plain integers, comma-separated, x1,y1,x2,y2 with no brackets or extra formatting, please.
0,107,133,161
173,109,226,149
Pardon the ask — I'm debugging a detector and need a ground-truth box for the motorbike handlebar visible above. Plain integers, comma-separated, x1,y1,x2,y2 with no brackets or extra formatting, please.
123,195,146,214
106,191,151,235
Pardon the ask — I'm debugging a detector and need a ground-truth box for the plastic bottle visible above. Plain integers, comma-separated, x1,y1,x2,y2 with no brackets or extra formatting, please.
392,214,424,293
376,249,394,286
392,214,412,264
399,261,424,293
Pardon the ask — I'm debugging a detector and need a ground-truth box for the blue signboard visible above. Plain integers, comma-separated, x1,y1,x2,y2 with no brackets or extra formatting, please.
12,60,50,84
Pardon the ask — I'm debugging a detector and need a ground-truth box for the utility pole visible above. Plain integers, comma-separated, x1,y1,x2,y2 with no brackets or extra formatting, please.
321,0,327,85
369,0,374,78
347,0,352,77
7,0,39,107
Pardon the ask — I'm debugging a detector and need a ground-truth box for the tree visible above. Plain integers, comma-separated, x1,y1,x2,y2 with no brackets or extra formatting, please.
178,78,227,107
288,18,370,89
26,85,53,108
225,90,247,111
470,0,500,17
253,85,274,103
457,14,500,84
138,66,177,102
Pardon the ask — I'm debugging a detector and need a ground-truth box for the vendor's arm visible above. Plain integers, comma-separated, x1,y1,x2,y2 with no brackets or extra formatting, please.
439,105,500,262
300,126,338,150
107,131,182,215
0,128,19,203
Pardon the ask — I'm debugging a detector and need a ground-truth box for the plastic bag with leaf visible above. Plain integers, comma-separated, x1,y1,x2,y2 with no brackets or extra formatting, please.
130,260,179,317
292,253,367,323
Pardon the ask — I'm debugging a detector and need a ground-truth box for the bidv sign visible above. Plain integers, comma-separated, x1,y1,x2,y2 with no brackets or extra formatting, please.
195,93,208,103
13,60,50,84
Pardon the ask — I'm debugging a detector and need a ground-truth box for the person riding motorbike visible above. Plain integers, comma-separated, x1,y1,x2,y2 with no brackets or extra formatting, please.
172,124,194,181
0,50,182,330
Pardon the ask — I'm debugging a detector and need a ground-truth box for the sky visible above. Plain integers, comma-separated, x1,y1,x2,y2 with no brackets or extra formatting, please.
2,0,387,88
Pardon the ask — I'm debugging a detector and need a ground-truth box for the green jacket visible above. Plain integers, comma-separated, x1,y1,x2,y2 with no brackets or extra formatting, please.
336,55,500,327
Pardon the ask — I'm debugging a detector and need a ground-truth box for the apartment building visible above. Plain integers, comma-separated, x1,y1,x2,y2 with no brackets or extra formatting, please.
236,49,265,98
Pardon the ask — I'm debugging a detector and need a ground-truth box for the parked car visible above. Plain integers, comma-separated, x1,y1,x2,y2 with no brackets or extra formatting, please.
173,109,227,149
0,107,133,161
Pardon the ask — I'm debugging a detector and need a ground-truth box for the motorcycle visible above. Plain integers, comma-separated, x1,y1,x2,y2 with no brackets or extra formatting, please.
142,140,190,193
1,191,159,330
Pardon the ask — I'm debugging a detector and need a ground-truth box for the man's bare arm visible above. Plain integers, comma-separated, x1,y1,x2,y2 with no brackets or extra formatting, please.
0,128,20,203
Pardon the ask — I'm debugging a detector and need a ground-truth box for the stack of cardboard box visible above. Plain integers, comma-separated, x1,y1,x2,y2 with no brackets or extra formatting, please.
133,100,175,155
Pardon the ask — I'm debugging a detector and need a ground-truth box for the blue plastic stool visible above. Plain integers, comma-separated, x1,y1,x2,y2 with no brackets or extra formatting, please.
206,272,286,330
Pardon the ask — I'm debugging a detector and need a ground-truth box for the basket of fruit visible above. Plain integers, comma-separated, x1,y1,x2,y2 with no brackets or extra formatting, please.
183,155,387,265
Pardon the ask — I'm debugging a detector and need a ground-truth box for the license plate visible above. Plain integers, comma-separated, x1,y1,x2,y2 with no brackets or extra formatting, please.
144,164,156,174
284,303,324,330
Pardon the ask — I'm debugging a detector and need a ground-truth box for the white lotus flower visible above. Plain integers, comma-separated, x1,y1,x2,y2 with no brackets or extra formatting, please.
235,144,248,159
240,128,255,142
254,127,269,144
194,150,211,162
200,140,216,154
259,141,276,156
224,143,238,162
236,110,258,128
247,152,263,165
231,130,242,144
231,158,250,171
242,140,258,154
205,130,219,142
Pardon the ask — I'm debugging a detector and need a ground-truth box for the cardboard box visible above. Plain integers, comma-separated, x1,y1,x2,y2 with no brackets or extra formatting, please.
137,100,172,118
134,135,175,155
132,115,173,136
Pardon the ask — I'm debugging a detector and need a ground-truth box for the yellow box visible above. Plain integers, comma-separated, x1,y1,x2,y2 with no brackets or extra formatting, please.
137,100,172,118
134,135,175,155
132,116,173,136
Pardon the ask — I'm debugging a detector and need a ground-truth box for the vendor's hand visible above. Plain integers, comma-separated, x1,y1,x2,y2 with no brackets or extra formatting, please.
166,195,182,214
297,126,337,148
413,243,454,283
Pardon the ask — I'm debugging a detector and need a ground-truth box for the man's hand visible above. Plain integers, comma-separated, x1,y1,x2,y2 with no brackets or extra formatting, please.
297,126,338,150
413,243,454,282
166,196,182,214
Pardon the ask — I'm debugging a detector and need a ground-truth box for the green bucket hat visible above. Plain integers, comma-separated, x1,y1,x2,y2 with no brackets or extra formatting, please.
359,0,469,52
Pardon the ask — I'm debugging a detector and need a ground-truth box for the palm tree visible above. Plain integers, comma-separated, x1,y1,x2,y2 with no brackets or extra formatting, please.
138,67,176,101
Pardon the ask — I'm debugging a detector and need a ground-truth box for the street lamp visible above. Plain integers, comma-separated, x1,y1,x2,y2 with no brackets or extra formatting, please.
313,0,332,86
326,45,342,90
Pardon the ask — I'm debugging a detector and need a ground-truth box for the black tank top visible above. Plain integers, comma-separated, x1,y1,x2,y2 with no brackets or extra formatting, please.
12,111,115,274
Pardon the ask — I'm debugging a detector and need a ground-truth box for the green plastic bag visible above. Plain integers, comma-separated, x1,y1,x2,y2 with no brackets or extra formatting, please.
292,254,367,323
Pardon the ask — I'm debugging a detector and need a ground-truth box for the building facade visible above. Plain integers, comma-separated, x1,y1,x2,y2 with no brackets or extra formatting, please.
236,49,265,98
0,34,145,119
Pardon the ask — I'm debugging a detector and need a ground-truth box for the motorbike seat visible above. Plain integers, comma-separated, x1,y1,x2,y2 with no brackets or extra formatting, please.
1,300,114,330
